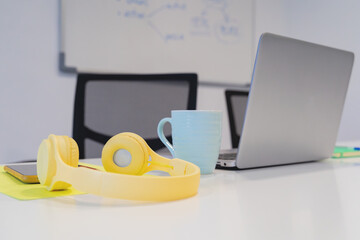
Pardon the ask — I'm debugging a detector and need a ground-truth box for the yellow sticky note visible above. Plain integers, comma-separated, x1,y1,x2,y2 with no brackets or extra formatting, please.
0,163,103,200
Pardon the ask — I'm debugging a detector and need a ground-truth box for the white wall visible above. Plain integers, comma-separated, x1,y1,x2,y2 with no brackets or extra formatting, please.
1,0,359,164
255,0,360,141
0,1,75,163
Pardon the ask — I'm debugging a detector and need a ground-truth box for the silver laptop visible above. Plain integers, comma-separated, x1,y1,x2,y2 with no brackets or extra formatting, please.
218,33,354,169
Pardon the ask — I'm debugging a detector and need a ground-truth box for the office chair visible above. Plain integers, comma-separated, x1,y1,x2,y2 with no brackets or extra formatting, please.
225,89,249,148
73,73,198,159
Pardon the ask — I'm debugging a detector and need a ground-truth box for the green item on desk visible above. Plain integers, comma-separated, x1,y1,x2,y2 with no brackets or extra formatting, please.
332,146,360,158
0,163,103,200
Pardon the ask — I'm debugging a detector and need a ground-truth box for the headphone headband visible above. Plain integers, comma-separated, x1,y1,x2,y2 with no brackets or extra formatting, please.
37,133,200,201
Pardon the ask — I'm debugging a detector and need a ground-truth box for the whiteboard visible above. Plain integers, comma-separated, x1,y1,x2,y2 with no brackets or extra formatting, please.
61,0,254,85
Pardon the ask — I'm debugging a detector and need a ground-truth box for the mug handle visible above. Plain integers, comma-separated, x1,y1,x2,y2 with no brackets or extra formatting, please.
157,117,175,157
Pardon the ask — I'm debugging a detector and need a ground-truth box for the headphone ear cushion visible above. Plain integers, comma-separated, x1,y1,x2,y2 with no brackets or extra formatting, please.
56,135,79,168
102,133,149,175
37,138,55,187
67,137,80,167
120,132,150,150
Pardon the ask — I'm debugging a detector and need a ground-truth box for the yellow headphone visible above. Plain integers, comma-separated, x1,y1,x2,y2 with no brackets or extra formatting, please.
37,132,200,201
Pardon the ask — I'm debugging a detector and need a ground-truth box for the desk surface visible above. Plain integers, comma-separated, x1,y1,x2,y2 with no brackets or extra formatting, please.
1,158,360,240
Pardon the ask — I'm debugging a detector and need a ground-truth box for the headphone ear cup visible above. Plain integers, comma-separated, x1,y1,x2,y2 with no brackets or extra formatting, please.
49,136,79,190
37,135,79,191
102,133,149,175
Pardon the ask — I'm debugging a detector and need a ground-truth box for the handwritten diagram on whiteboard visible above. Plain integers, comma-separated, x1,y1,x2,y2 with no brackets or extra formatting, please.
61,0,254,85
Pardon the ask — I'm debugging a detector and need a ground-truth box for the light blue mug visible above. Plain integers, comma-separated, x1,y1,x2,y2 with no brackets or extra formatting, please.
157,110,222,174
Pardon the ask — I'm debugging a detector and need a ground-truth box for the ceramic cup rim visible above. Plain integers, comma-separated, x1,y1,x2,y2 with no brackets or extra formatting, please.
171,110,222,113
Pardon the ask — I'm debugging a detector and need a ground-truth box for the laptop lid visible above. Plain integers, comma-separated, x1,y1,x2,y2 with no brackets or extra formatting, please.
236,33,354,169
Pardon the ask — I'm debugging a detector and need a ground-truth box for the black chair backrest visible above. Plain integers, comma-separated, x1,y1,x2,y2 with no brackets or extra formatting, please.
225,89,249,148
73,73,198,159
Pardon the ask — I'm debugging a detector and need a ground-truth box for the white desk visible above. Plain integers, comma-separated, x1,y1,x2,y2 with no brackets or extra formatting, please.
1,158,360,240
